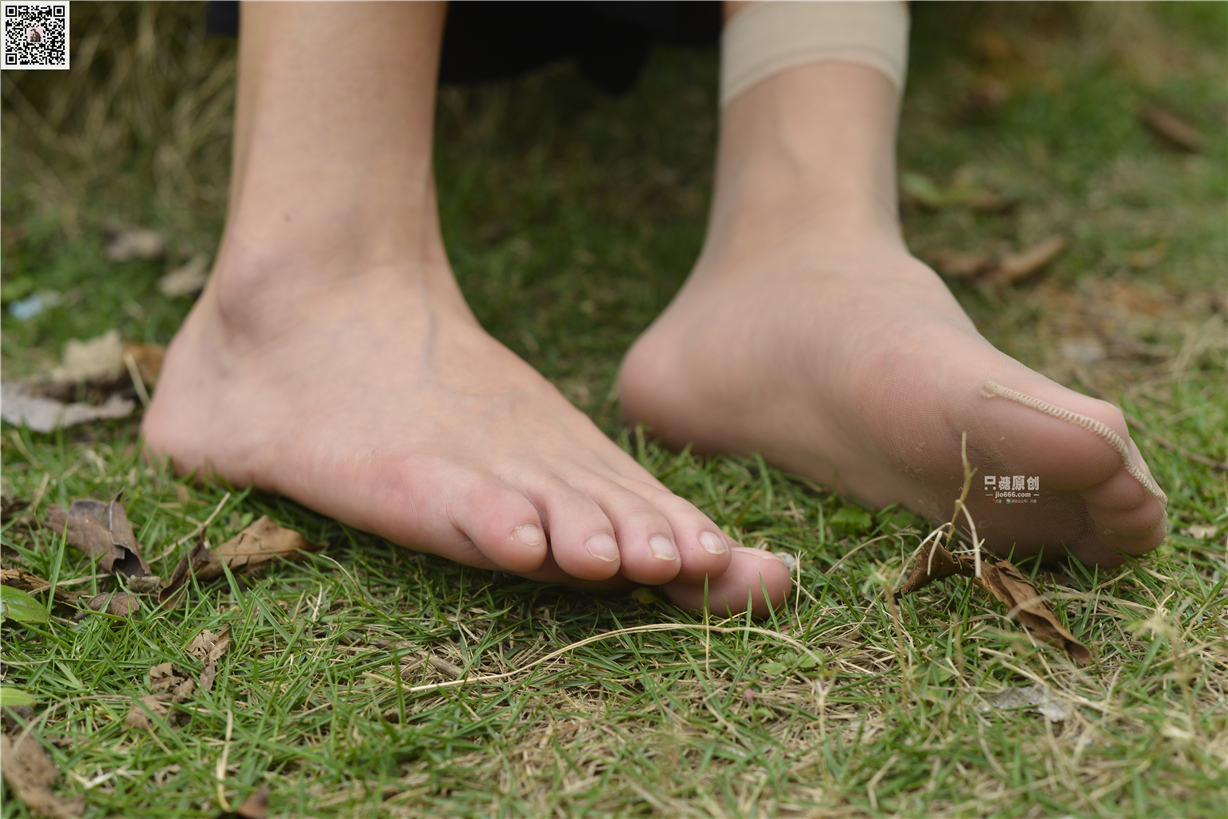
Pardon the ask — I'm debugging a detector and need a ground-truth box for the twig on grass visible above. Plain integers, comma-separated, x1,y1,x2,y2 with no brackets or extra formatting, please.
364,622,828,696
157,491,231,561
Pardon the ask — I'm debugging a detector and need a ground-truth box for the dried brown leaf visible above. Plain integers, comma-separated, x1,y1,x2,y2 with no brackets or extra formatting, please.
188,627,233,692
43,496,152,579
1140,105,1205,152
984,234,1068,285
925,248,996,280
1,494,30,523
897,541,963,594
122,343,166,387
105,227,165,262
160,517,323,608
158,540,214,608
209,516,323,577
124,694,171,731
219,787,270,819
897,542,1091,663
0,382,134,433
84,592,141,617
0,733,85,819
976,561,1092,664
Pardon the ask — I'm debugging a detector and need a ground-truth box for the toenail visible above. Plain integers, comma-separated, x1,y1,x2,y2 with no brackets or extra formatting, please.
649,535,679,562
585,534,619,563
513,524,545,549
699,531,728,555
733,546,784,564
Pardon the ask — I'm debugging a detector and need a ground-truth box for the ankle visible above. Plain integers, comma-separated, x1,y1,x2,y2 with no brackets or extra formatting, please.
204,215,461,342
710,61,904,245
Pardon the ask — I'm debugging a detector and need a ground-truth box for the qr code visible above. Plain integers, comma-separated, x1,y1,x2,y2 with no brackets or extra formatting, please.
2,2,69,70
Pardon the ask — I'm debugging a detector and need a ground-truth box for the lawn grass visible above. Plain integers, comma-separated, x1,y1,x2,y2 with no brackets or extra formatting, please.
2,2,1226,817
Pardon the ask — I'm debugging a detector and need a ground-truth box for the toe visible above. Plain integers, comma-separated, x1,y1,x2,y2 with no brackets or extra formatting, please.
443,470,548,574
1085,496,1168,545
526,481,623,581
1082,469,1149,511
579,479,682,585
663,546,792,616
614,480,734,583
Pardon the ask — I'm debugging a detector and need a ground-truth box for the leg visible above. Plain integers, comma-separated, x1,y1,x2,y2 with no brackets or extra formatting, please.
620,1,1166,565
144,1,791,613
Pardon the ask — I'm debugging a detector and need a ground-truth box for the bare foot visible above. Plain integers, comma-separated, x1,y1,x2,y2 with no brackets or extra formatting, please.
142,1,790,617
144,248,791,614
619,63,1166,566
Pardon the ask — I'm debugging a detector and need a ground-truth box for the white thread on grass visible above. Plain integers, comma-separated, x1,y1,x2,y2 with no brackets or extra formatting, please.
980,380,1167,504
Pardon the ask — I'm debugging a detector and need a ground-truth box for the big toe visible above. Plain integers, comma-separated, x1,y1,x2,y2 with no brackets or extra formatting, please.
663,547,792,617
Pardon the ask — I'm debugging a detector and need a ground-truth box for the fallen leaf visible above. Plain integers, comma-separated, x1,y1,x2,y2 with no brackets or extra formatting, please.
0,733,85,819
979,683,1072,722
122,343,166,387
84,592,141,617
1139,105,1204,153
105,227,165,262
1,493,30,523
187,627,232,692
0,382,134,433
126,631,234,730
1,568,144,620
160,517,323,606
218,787,269,819
125,661,197,730
210,516,322,575
158,540,214,607
51,330,125,383
1183,523,1219,540
44,496,152,579
1,585,50,623
897,541,1091,664
983,234,1068,285
158,254,210,298
2,568,84,610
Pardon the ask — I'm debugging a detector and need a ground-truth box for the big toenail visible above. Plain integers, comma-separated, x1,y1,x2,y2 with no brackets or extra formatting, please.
733,546,784,563
513,524,545,548
586,534,619,562
649,535,678,561
699,531,728,555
